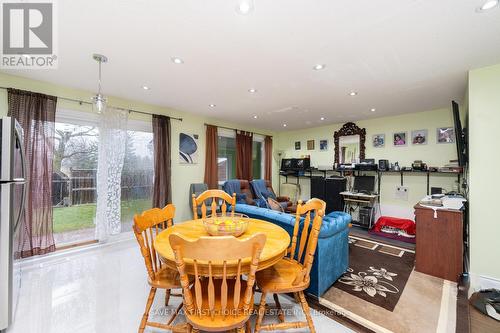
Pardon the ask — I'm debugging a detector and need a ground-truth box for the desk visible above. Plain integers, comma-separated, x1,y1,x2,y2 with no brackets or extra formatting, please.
154,218,290,276
340,191,380,229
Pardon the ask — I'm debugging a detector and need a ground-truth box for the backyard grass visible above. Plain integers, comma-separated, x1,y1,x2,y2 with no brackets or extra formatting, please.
53,199,151,233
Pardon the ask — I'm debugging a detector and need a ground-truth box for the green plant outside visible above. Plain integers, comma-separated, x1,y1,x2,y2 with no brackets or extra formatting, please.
52,199,151,233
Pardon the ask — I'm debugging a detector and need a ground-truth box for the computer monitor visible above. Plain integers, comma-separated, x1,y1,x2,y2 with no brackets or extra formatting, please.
353,176,375,194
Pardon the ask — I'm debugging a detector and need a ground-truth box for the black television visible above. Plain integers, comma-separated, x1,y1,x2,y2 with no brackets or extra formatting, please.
452,101,467,167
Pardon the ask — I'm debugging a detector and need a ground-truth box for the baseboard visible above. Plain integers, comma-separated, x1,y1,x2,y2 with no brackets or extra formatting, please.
469,272,500,296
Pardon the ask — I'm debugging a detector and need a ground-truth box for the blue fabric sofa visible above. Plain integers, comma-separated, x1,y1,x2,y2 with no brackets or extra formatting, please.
234,203,351,297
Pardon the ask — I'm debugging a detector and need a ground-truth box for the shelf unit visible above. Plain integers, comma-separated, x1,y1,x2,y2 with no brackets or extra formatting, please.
279,168,463,196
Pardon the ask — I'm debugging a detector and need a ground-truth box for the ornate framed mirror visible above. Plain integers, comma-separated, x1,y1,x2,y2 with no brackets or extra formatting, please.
334,122,366,164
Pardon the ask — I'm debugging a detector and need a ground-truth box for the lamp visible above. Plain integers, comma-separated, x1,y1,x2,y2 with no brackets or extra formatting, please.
91,54,108,114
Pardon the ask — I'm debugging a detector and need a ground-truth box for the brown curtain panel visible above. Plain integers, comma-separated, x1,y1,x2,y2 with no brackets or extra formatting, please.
264,136,273,182
152,115,172,207
236,131,253,181
8,88,57,258
204,125,218,189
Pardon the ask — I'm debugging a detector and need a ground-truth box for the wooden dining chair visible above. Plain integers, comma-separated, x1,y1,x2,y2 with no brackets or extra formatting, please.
254,198,326,333
192,189,236,219
169,232,267,332
133,204,185,333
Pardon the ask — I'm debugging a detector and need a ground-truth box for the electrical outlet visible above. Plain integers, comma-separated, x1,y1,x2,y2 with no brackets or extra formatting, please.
395,186,409,201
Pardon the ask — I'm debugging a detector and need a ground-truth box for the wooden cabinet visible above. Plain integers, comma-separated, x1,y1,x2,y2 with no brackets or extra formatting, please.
414,204,464,282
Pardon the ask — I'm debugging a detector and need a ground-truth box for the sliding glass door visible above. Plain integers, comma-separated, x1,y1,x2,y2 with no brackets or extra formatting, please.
52,110,154,247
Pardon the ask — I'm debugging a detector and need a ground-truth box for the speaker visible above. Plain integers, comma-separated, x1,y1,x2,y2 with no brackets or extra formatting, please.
311,176,325,200
378,159,389,171
358,207,372,228
324,177,346,214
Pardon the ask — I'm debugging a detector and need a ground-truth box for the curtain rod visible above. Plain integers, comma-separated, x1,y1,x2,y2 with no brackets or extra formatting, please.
204,123,272,138
0,86,183,121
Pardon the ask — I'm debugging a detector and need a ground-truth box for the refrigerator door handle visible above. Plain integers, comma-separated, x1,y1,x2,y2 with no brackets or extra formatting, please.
14,127,27,231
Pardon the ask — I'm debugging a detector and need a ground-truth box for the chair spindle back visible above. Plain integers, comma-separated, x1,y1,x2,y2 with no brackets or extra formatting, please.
133,205,176,281
288,198,325,285
192,189,236,219
169,233,266,319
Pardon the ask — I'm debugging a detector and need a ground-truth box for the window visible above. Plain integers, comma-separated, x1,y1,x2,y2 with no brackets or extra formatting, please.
52,110,154,246
217,135,236,183
120,128,154,232
252,138,263,179
217,130,264,184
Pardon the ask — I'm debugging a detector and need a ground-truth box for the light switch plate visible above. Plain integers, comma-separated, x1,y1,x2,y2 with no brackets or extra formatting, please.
395,186,409,201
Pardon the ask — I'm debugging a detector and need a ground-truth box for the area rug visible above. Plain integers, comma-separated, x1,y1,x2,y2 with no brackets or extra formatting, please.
334,237,415,311
318,236,458,333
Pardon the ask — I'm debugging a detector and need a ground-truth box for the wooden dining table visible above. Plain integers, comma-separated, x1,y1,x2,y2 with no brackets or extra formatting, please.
154,218,290,276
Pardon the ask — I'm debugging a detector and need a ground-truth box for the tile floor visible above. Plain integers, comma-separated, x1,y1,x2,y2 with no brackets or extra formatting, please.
9,237,353,333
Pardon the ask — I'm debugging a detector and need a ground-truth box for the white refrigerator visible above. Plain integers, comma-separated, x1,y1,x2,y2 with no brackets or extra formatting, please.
0,117,26,332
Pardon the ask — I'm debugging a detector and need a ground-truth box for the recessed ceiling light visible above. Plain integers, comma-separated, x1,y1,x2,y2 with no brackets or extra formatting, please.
253,115,258,119
349,91,358,96
236,0,255,15
370,108,376,112
313,64,326,70
142,85,150,90
283,124,287,127
248,88,257,93
209,104,216,108
320,117,325,121
171,57,184,64
477,0,499,11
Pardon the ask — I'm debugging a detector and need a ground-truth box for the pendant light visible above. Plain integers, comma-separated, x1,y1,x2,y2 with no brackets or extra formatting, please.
91,54,108,113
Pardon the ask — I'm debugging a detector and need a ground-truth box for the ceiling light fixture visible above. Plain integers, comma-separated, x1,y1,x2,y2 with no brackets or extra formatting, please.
142,85,150,90
313,64,326,70
209,104,216,108
283,123,287,127
171,57,184,64
253,115,258,119
248,88,257,93
349,91,358,96
477,0,499,11
320,117,325,121
91,54,108,114
236,0,255,15
370,108,376,112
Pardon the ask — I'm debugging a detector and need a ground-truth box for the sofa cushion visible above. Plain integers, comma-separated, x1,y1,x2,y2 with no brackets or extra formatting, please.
320,212,351,238
267,198,284,212
235,204,350,239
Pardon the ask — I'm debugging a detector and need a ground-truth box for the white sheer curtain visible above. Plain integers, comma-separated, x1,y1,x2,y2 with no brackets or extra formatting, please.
95,107,129,241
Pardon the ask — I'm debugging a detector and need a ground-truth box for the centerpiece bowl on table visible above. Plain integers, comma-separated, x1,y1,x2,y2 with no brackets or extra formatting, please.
202,212,249,237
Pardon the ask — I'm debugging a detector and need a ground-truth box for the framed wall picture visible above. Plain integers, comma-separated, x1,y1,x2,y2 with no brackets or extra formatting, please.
179,133,199,164
411,129,428,145
295,141,301,150
319,139,328,151
437,127,455,143
393,132,407,146
307,140,315,150
372,134,385,148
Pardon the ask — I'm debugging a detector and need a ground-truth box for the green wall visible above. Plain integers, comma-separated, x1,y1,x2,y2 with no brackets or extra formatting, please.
275,108,462,219
0,73,277,222
468,63,500,284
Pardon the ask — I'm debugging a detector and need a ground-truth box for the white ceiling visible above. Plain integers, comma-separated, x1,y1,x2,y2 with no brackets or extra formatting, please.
3,0,500,130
